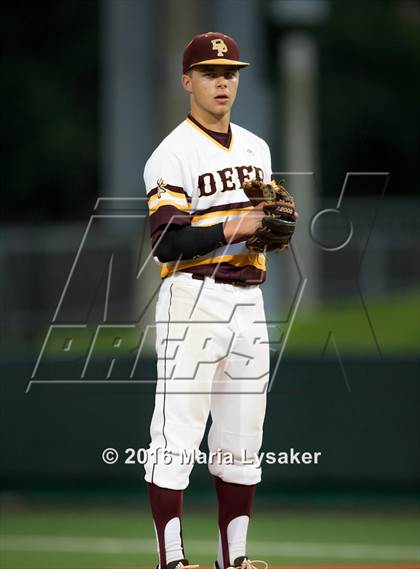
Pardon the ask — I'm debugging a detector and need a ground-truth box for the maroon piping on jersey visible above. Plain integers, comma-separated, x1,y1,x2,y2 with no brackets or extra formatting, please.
187,113,232,149
147,184,191,201
193,200,253,218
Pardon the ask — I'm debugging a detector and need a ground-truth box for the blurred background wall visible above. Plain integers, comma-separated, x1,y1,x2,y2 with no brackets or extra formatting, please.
1,0,419,492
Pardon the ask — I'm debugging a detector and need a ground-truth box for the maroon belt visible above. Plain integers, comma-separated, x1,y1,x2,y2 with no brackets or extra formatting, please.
190,273,251,288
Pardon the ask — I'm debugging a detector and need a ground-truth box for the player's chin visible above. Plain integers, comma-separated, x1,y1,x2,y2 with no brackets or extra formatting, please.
211,99,232,113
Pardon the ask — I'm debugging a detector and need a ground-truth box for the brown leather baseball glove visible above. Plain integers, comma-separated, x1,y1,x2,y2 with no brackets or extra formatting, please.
242,178,296,253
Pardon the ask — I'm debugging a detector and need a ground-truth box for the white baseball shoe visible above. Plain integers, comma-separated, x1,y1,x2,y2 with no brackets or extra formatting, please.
166,560,199,569
214,557,268,569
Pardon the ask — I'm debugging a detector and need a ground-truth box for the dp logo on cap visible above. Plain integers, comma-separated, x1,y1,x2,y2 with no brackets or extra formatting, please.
211,38,228,57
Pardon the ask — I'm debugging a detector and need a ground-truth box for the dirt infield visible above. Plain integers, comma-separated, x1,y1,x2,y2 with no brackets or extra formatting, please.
263,565,420,569
113,565,420,569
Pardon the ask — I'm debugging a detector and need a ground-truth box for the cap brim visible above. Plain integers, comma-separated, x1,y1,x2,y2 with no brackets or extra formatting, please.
188,59,250,70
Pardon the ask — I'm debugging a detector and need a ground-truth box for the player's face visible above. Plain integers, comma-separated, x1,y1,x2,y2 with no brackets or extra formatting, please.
182,65,239,119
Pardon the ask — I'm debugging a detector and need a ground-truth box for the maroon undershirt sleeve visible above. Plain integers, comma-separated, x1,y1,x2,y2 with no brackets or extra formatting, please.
153,222,227,263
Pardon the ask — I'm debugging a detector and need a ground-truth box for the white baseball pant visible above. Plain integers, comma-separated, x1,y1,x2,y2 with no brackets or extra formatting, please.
144,271,270,490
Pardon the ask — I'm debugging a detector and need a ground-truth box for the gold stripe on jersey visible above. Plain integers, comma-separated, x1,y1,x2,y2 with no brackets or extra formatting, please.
160,252,266,278
186,117,234,152
148,189,190,215
192,206,253,225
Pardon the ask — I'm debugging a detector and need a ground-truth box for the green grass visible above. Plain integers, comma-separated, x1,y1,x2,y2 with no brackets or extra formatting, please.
1,509,419,568
286,290,420,355
6,291,420,358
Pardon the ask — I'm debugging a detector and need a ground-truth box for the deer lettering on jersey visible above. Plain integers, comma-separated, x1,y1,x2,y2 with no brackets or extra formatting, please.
236,165,255,187
218,167,236,192
198,165,264,197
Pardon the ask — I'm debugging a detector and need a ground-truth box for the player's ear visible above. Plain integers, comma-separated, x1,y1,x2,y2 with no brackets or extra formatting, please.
181,73,193,94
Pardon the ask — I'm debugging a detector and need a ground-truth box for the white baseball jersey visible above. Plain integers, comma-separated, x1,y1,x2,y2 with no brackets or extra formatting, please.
144,115,272,284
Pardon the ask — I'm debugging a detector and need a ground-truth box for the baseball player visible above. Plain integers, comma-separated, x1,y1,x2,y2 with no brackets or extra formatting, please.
143,32,295,569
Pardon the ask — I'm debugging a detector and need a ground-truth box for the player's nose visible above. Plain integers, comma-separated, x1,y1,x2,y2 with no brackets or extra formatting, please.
215,74,228,88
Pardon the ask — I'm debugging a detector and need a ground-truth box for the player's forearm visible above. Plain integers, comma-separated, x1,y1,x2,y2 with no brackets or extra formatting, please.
153,223,227,262
223,205,265,243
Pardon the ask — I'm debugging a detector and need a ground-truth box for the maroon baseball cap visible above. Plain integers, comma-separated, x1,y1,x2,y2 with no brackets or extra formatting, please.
183,32,250,74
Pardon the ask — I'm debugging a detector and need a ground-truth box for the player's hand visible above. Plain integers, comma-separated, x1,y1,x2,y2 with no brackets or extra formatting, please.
223,202,265,244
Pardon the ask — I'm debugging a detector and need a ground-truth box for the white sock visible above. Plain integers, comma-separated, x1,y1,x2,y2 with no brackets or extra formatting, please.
165,517,184,564
217,531,224,568
153,520,160,556
217,515,249,568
